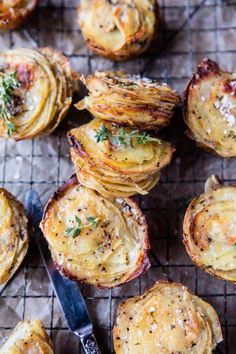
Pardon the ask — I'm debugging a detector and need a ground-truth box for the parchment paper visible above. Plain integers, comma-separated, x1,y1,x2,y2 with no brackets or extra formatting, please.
0,1,236,353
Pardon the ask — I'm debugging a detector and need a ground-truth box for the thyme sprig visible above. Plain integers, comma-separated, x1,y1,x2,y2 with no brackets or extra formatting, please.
0,72,20,136
95,123,161,147
65,215,100,238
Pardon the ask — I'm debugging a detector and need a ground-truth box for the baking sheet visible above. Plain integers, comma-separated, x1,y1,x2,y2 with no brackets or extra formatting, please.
0,0,236,353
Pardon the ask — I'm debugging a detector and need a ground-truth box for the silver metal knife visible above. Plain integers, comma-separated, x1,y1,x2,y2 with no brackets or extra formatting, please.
25,189,101,354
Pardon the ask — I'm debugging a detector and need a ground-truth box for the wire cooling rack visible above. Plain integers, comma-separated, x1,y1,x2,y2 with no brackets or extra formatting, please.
0,0,236,353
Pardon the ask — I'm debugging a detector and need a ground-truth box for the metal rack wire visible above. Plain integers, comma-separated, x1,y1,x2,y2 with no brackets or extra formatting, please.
0,0,236,353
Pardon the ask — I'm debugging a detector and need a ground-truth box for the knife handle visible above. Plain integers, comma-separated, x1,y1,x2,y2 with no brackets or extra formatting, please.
80,332,101,354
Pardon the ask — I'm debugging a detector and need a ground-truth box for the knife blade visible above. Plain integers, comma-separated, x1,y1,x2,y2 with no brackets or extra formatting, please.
25,189,101,354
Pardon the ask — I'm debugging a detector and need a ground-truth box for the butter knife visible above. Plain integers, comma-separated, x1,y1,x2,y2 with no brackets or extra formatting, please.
25,189,101,354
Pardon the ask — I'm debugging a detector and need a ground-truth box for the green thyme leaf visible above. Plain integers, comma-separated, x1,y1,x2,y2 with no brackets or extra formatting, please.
95,124,161,147
95,123,111,143
65,215,100,238
75,215,82,227
0,71,20,136
233,242,236,249
65,227,81,238
136,131,161,144
86,216,100,228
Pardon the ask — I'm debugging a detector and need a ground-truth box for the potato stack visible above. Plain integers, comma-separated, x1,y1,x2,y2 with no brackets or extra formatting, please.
77,0,160,61
41,72,178,289
0,48,75,140
68,71,179,198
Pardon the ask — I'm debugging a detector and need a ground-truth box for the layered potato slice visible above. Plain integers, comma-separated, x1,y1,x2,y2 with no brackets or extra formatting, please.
0,188,28,285
184,58,236,157
76,71,179,130
113,281,223,354
77,0,160,61
40,175,150,288
67,118,174,198
183,179,236,283
0,0,37,31
0,320,53,353
0,47,74,140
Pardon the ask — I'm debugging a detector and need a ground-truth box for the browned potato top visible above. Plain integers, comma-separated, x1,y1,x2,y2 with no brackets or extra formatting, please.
40,175,150,288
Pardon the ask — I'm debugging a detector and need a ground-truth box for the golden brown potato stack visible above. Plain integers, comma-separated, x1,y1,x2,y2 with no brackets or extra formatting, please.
67,118,174,198
0,47,74,140
183,175,236,283
0,320,53,353
0,0,37,31
184,58,236,157
75,71,179,130
40,175,150,288
0,188,28,285
113,281,223,354
77,0,160,61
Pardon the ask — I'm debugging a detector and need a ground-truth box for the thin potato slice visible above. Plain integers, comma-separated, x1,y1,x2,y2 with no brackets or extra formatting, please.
40,175,150,288
78,0,160,61
113,281,222,354
76,71,179,130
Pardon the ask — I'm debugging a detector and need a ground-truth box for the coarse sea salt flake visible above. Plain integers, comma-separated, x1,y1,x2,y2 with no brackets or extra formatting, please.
226,113,235,127
177,319,184,328
231,80,236,88
151,323,158,331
